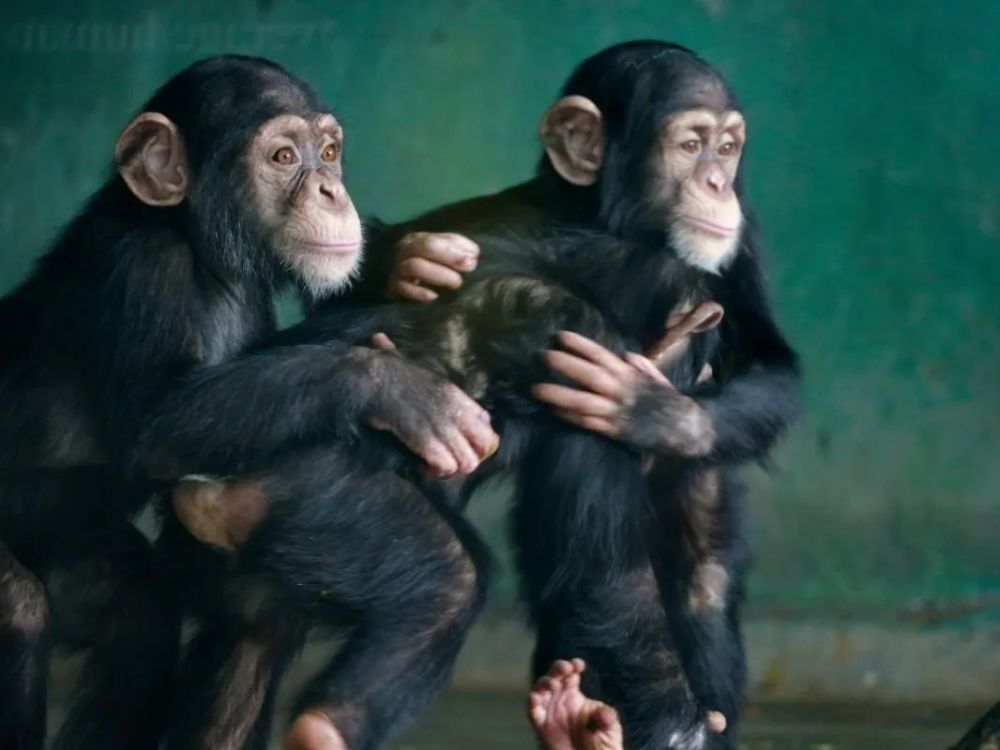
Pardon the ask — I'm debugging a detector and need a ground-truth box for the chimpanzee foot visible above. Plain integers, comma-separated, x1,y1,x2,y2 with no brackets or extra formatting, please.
283,711,347,750
172,475,268,551
528,659,623,750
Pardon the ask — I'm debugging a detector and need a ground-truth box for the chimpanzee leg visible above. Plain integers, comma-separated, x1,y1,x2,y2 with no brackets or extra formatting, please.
513,426,707,750
0,469,172,750
155,501,303,750
0,542,49,750
650,465,749,750
165,613,304,750
46,519,179,750
166,447,490,750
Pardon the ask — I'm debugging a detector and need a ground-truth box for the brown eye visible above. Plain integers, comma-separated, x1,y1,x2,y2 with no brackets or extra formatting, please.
272,146,297,165
681,140,701,155
320,143,340,163
718,142,739,157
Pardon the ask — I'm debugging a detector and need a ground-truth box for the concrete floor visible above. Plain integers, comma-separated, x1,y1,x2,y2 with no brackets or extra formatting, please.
45,628,989,749
397,692,979,750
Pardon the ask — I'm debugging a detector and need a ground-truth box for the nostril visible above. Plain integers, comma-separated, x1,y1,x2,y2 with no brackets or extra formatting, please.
318,181,346,208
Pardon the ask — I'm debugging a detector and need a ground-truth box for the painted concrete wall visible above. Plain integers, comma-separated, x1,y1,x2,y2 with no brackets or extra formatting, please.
0,0,997,640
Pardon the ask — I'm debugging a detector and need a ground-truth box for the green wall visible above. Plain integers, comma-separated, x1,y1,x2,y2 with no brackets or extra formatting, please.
1,0,997,619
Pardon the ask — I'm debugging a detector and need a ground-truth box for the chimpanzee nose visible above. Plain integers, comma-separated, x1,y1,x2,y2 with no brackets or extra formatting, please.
706,170,727,194
318,179,348,209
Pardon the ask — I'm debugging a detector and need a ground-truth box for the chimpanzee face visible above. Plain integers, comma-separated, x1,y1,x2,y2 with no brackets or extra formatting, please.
539,73,747,274
247,113,363,297
115,107,363,299
652,107,745,273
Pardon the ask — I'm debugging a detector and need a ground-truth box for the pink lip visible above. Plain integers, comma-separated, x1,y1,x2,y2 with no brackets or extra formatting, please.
296,238,362,255
681,216,738,238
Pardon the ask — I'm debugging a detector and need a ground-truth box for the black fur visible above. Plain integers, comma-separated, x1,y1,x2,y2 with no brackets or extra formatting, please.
340,41,801,749
0,55,486,750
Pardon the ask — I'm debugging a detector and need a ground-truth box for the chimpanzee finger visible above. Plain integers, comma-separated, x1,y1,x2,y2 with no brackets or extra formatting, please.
408,232,480,271
588,705,620,733
534,676,558,694
554,331,634,378
397,256,465,290
391,279,439,303
564,666,581,691
549,660,575,678
443,384,493,428
531,383,619,417
370,332,397,351
624,352,672,385
379,421,457,477
452,406,500,460
552,409,620,438
542,349,625,398
646,338,686,367
464,419,500,460
436,426,481,475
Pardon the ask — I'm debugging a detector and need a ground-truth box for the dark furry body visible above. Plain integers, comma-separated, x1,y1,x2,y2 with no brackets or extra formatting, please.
0,56,492,750
315,38,802,747
262,222,798,749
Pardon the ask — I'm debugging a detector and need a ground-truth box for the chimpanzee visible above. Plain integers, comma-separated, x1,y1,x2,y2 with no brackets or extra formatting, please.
166,41,799,750
0,55,496,750
363,40,801,748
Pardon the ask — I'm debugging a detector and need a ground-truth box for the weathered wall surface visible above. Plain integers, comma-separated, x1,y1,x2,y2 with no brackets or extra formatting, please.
1,0,997,698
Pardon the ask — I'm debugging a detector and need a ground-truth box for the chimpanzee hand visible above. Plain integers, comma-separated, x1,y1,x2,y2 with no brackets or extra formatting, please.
531,331,715,457
365,335,498,476
387,232,479,302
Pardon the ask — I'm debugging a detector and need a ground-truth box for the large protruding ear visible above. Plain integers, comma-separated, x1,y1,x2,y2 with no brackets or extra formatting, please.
539,95,604,186
114,112,188,206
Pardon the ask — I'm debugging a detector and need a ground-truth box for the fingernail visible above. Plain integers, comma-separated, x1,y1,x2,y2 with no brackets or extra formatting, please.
485,438,500,459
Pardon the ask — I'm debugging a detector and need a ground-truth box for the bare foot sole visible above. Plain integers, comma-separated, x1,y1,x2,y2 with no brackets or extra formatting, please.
528,659,623,750
283,711,347,750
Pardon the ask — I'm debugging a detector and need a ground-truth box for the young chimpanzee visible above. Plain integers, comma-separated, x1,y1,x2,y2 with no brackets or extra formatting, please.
353,40,801,748
170,42,799,750
0,56,496,750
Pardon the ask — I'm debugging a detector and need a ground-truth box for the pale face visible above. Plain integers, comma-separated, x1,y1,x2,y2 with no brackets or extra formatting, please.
249,113,364,298
655,108,746,273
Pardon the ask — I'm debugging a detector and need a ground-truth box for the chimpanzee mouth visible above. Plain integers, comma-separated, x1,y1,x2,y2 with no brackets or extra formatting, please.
295,237,363,255
681,215,738,238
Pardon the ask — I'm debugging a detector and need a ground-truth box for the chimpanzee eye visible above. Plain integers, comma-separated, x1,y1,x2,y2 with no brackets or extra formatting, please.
680,140,701,155
320,143,340,163
272,146,297,165
718,142,739,156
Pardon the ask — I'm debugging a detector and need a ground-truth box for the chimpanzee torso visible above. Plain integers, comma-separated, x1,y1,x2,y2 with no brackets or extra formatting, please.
0,217,276,478
322,229,722,497
390,230,719,409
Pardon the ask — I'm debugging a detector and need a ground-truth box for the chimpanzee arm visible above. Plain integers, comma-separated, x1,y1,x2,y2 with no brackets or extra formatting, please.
624,246,800,464
61,246,474,478
340,184,548,305
135,303,478,478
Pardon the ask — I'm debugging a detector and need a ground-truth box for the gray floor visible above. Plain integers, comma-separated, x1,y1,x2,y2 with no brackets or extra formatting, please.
48,647,982,749
396,693,977,750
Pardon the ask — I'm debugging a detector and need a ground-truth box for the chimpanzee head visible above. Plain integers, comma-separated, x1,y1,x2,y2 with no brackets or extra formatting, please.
539,41,746,273
114,55,362,297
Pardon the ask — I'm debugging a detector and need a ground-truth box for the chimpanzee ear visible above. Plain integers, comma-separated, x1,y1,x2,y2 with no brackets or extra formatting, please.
539,95,604,186
114,112,188,206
